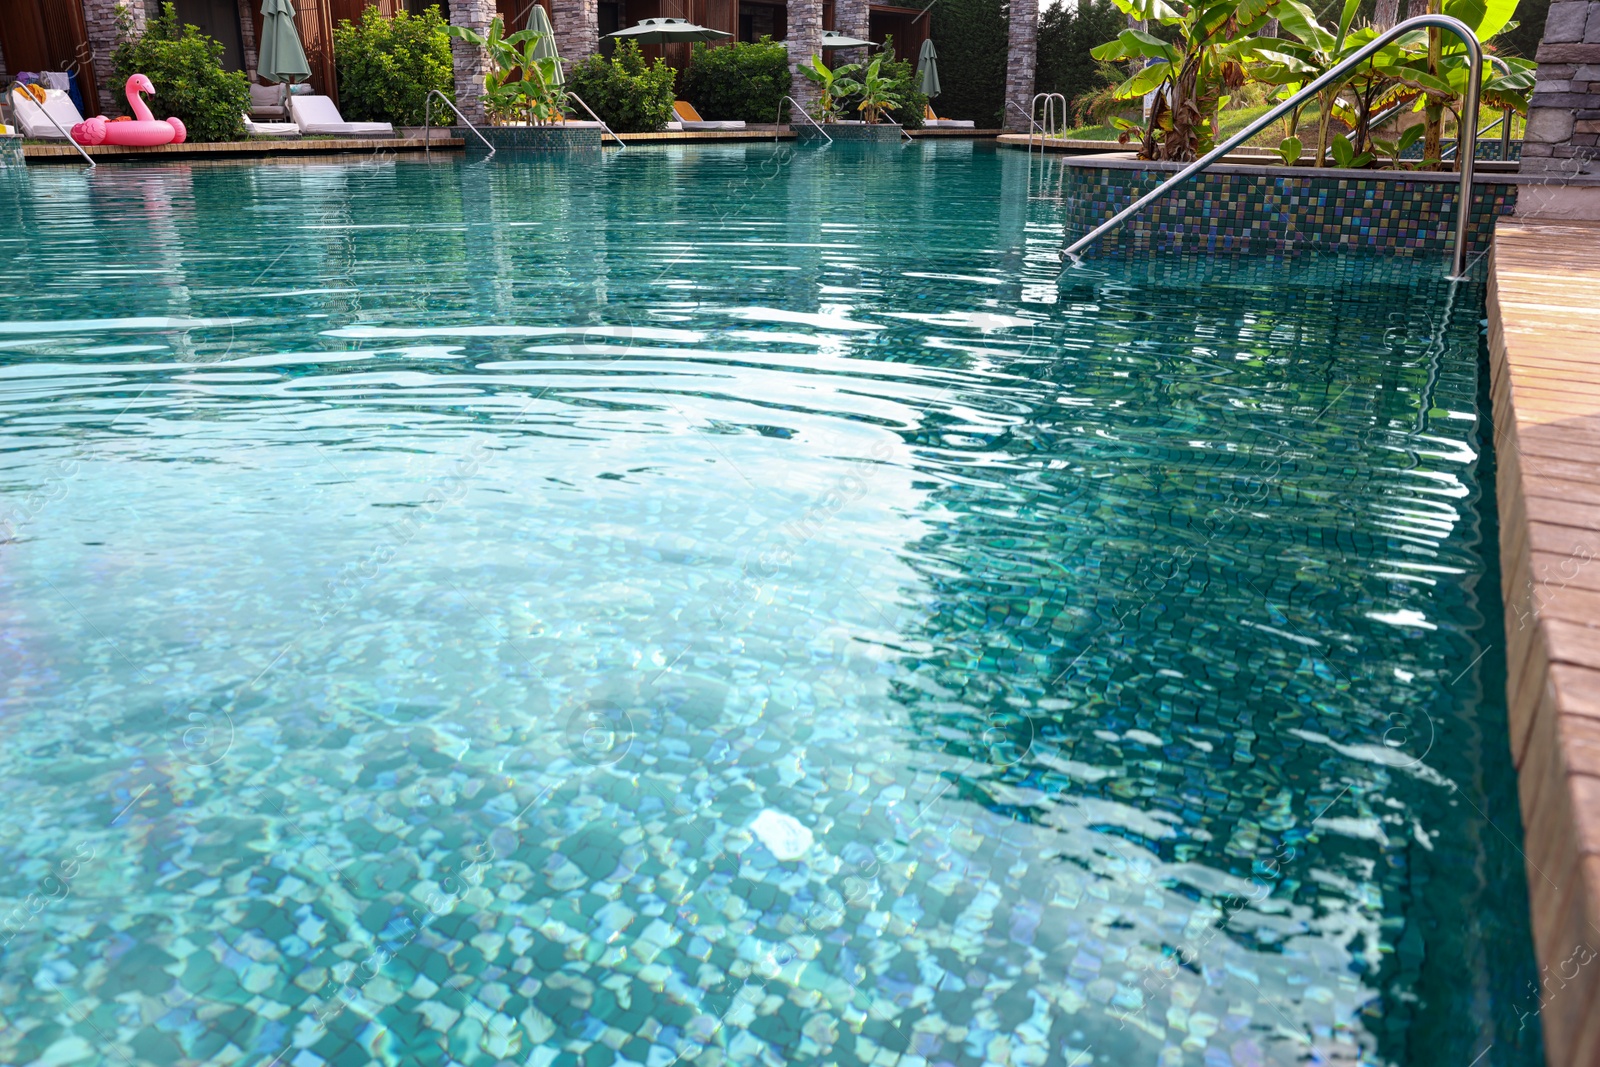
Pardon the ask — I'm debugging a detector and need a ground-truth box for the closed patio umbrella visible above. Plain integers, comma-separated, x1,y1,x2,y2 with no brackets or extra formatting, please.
916,38,941,98
526,3,564,87
258,0,312,87
605,17,732,43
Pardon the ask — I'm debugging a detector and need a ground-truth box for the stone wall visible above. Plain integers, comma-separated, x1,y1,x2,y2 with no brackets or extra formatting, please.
551,0,598,75
81,0,145,99
1522,0,1600,175
450,0,494,125
239,0,259,77
833,0,870,65
0,38,7,82
788,0,824,109
1003,0,1039,131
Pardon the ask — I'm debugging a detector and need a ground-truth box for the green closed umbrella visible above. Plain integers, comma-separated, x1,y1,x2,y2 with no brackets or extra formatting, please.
526,3,564,87
916,38,941,98
258,0,311,86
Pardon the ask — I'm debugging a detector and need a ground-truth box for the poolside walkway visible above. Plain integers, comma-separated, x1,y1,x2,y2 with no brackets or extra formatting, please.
23,136,463,163
1488,217,1600,1067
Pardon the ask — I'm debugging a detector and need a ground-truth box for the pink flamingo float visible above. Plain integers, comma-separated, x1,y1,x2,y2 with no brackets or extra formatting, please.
72,74,187,147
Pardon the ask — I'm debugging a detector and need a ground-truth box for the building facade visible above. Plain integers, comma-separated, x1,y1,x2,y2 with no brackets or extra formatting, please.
0,0,1035,125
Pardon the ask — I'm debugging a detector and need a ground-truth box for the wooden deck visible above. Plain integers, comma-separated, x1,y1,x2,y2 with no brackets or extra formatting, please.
1488,218,1600,1067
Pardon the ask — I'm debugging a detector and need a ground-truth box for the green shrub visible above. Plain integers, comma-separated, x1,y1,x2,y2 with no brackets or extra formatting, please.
565,40,676,132
868,38,927,128
110,2,250,142
333,4,454,126
928,0,1006,126
680,38,789,122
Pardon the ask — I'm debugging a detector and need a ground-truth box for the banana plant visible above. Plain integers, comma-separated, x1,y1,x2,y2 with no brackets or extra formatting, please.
1383,0,1523,166
800,55,863,123
449,17,565,125
1091,0,1284,162
854,57,902,124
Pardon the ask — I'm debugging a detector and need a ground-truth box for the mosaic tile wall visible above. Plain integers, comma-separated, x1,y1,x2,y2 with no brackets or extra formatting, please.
795,124,903,143
1060,163,1518,256
1400,137,1524,161
465,126,604,151
0,135,23,169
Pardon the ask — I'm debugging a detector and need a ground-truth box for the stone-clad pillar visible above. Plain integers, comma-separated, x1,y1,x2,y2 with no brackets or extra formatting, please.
81,0,145,89
1003,0,1038,130
788,0,824,109
1520,0,1600,176
238,0,259,76
832,0,869,65
451,0,495,124
551,0,599,73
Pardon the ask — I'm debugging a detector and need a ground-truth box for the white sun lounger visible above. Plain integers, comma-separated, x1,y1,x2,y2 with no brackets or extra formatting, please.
10,88,87,140
243,114,300,138
671,101,745,130
288,95,395,137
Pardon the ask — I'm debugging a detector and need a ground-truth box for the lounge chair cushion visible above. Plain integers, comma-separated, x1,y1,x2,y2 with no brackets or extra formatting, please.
672,100,745,129
924,118,975,128
10,88,86,140
289,95,394,136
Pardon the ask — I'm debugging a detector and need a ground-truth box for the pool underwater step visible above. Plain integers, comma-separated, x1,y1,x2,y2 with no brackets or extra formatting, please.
1488,217,1600,1067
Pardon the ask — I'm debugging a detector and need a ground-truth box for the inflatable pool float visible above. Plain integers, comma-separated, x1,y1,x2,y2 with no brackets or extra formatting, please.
72,74,186,147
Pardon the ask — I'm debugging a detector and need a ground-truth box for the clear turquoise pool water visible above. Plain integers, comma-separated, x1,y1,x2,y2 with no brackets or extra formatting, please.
0,144,1537,1067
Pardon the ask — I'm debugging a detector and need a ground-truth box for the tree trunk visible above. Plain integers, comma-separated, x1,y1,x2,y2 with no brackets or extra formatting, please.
1374,0,1401,29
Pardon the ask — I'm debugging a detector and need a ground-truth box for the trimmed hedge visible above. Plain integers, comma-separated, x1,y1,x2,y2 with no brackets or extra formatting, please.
566,40,677,132
333,5,455,127
681,39,790,123
109,2,249,142
928,0,1006,127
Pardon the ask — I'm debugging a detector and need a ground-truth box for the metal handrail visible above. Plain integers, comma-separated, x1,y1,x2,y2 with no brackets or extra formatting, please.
1030,92,1067,139
10,89,95,167
777,96,832,144
423,89,495,158
1061,14,1484,280
566,92,626,150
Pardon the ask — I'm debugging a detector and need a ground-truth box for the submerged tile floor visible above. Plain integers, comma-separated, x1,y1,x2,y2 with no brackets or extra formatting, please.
0,148,1538,1066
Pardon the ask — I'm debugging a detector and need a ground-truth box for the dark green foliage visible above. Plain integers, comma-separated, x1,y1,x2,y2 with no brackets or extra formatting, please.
566,40,677,132
866,39,927,128
1036,0,1124,105
333,4,454,126
109,2,250,142
681,38,790,122
1498,0,1550,57
928,0,1008,126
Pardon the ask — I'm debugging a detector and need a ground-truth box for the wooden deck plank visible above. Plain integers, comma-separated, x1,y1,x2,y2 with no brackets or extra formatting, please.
1489,217,1600,1067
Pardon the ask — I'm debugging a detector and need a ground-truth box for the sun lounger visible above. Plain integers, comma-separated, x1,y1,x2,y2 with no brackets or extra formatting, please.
249,83,290,120
922,104,974,128
10,87,87,141
288,95,395,137
672,101,745,130
243,114,300,137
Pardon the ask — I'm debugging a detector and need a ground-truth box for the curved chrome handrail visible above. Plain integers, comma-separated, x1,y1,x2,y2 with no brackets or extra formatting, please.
1061,14,1485,280
10,88,95,167
423,90,496,158
777,96,832,145
566,92,626,150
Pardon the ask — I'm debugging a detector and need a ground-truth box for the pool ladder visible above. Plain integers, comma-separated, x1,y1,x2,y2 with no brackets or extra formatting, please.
1006,95,1068,201
1060,13,1487,280
421,89,627,156
777,96,832,145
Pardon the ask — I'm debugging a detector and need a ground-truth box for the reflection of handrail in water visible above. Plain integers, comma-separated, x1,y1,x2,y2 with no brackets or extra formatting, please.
423,90,496,159
1061,14,1487,281
777,96,832,145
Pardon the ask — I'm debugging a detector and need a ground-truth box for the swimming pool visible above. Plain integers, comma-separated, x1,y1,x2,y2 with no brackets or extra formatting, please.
0,144,1538,1067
